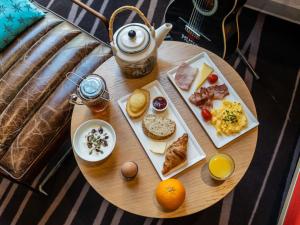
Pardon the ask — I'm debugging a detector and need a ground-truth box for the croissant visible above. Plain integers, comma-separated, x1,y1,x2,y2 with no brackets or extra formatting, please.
162,134,188,175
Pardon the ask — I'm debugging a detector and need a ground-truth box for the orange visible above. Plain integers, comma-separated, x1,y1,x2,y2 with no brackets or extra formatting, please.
155,178,186,211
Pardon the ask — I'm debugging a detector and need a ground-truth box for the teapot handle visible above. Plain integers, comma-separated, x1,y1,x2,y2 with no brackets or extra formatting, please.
109,6,153,43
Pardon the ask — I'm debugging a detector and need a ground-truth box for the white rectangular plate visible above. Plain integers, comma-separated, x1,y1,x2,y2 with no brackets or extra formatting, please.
168,52,259,148
118,80,206,180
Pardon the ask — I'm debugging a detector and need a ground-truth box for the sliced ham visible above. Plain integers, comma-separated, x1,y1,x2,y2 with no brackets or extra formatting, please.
175,63,198,91
189,84,229,109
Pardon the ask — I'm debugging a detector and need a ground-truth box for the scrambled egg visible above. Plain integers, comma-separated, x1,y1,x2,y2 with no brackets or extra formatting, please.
211,100,248,135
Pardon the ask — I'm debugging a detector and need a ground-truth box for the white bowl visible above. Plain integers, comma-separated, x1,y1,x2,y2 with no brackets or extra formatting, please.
72,119,116,163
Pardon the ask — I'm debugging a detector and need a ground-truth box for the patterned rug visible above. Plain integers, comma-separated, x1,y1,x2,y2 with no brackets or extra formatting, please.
0,0,300,225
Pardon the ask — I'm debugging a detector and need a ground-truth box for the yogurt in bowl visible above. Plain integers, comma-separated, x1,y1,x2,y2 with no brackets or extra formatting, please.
73,119,116,163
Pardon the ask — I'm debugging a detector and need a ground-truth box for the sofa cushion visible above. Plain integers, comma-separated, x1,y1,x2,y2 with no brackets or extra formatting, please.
0,6,112,181
0,0,45,50
0,13,62,76
0,22,81,114
0,32,99,156
0,45,111,180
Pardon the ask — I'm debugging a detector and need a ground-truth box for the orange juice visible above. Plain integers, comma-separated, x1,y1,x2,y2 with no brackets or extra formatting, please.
208,154,235,180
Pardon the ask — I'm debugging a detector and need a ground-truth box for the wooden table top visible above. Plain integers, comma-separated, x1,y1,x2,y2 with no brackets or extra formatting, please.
70,41,258,218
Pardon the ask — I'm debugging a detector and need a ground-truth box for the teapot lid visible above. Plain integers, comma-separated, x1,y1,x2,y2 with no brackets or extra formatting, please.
116,24,150,54
79,75,104,99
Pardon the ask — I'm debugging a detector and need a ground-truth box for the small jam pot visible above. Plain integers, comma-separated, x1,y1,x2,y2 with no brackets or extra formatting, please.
70,74,110,113
152,96,168,112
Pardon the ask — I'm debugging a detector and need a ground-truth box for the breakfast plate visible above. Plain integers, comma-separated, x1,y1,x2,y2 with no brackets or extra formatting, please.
168,52,259,148
118,80,206,180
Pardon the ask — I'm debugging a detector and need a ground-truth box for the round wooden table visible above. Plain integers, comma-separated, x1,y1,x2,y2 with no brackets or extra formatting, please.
70,41,258,218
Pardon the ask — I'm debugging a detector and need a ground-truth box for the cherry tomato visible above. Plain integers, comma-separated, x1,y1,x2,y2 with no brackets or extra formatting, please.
208,73,218,84
201,109,212,121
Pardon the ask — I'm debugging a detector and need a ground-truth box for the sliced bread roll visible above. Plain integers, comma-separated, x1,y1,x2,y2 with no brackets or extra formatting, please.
126,89,150,118
142,114,176,140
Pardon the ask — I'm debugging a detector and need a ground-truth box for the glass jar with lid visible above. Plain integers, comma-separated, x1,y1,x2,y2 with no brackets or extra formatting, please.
70,74,110,113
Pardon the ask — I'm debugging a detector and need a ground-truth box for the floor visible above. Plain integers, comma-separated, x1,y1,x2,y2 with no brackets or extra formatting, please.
0,0,299,224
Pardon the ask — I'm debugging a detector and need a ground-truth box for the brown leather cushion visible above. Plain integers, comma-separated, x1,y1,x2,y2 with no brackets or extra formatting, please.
0,8,111,181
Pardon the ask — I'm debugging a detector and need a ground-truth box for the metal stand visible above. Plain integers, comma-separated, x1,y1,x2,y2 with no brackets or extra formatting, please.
38,147,72,196
1,173,42,194
236,48,260,80
0,146,72,196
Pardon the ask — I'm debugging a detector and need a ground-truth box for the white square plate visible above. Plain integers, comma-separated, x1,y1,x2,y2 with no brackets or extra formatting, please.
118,80,206,180
168,52,259,148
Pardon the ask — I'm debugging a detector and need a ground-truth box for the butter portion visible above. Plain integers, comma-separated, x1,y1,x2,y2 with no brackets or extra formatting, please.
149,142,167,154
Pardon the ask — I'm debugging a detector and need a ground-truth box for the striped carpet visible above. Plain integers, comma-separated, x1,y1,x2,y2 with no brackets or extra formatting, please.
0,0,300,225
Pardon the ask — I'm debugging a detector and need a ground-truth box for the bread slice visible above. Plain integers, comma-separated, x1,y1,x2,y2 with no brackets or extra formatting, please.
126,89,150,118
142,114,176,140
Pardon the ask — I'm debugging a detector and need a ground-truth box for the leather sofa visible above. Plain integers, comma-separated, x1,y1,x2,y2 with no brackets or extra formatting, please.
0,2,112,183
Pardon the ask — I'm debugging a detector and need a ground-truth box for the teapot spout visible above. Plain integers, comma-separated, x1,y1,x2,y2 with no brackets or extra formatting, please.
155,23,172,48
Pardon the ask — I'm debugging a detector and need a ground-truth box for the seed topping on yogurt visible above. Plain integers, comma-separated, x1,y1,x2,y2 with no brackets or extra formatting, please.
86,126,109,155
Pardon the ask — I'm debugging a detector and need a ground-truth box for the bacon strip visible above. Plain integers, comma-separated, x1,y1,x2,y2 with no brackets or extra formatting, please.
189,84,229,109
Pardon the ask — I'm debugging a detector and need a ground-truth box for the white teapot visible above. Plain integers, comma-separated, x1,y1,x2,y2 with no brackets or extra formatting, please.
109,6,172,78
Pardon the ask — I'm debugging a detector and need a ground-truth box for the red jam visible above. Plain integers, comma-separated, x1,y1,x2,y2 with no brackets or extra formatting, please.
153,96,167,110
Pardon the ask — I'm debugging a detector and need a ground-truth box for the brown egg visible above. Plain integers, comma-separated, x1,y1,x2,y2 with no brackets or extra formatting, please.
121,161,138,180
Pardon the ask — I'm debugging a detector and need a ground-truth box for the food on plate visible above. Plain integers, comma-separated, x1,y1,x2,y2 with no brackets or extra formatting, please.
189,84,229,110
86,126,109,155
142,114,176,140
175,62,198,90
155,178,186,211
209,153,235,180
149,142,167,154
152,96,168,112
195,63,214,90
212,84,229,100
162,134,188,175
207,73,218,84
126,89,150,118
201,108,212,121
121,161,138,180
211,100,248,135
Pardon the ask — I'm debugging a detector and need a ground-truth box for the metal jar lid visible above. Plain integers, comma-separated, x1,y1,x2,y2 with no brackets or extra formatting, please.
79,75,105,99
116,24,150,54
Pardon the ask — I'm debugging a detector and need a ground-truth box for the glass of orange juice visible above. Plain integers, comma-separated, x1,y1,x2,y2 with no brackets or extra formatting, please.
208,153,235,181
